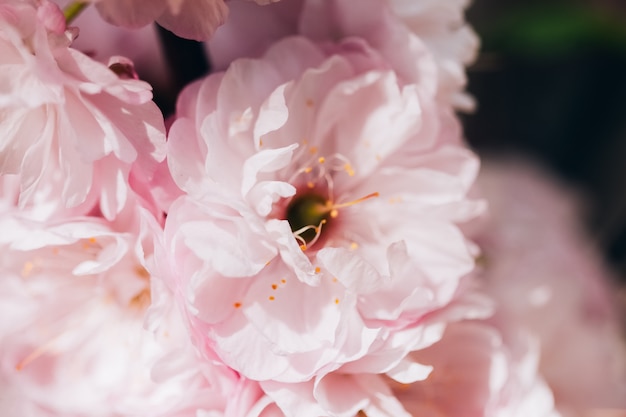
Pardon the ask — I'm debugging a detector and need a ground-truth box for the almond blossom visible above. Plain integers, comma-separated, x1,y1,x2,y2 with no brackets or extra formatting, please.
388,0,480,110
257,288,494,417
163,25,483,414
4,0,621,415
0,208,167,416
0,188,283,417
472,159,626,415
0,0,166,221
391,321,561,417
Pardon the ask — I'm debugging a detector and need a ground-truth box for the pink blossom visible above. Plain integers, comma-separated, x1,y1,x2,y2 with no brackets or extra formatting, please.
387,0,479,109
209,0,438,90
256,288,494,417
391,321,561,417
0,0,166,220
472,158,626,414
207,0,474,109
92,0,282,41
0,202,282,417
164,30,483,414
0,210,165,416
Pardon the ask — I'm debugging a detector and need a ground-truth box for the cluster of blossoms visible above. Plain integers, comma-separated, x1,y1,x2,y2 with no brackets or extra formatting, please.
0,0,624,416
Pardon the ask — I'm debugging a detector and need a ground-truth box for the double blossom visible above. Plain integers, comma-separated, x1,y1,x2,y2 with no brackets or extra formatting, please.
0,0,166,221
163,3,485,412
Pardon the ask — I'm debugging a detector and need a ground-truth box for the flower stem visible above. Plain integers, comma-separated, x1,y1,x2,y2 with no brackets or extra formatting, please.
63,1,88,25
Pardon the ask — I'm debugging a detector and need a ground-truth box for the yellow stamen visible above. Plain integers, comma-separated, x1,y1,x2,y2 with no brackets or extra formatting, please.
331,192,379,209
129,288,151,309
293,219,327,251
16,347,46,371
134,265,150,280
15,333,63,371
344,163,355,176
21,261,35,278
325,192,379,218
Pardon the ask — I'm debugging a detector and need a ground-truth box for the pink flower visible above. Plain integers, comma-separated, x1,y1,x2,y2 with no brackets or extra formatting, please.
0,202,282,417
391,322,561,417
472,158,626,413
388,0,480,110
257,288,494,417
0,210,159,415
207,0,475,109
93,0,282,41
0,0,166,220
164,30,482,414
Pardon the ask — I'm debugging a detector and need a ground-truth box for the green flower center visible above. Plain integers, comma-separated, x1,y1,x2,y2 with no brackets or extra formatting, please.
286,193,331,247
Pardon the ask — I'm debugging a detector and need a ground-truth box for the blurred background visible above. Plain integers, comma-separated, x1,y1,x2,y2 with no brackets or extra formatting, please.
463,0,626,280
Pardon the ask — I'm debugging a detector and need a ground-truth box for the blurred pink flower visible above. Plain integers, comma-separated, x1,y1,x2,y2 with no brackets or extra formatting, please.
581,411,626,417
163,29,483,414
257,289,493,417
0,202,283,417
0,210,162,415
472,158,626,415
207,0,475,109
388,0,479,110
0,0,166,220
92,0,282,41
392,322,561,417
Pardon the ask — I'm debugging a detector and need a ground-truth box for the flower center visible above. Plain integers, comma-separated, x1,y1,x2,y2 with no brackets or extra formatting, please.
283,149,380,250
286,193,331,249
285,190,380,251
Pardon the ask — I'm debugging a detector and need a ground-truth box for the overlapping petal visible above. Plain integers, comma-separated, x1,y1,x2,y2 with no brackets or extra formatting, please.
0,0,166,221
164,24,483,414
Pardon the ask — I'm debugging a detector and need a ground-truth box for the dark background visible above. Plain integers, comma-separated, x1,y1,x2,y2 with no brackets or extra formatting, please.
463,0,626,279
